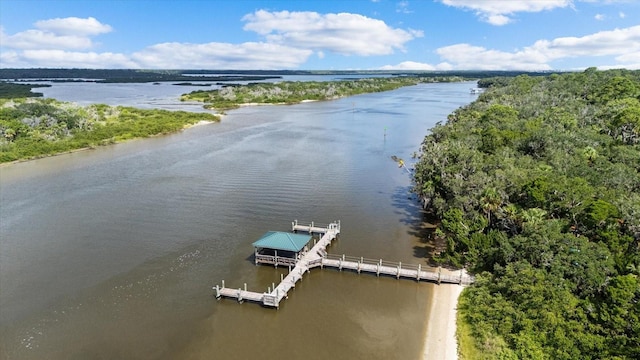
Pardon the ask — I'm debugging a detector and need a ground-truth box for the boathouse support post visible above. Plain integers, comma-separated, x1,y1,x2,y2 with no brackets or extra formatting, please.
215,285,220,299
437,266,441,284
244,283,247,292
397,262,401,279
222,280,225,288
417,264,421,281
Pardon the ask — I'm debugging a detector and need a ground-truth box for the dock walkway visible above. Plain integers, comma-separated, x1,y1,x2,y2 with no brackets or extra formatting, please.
214,220,473,308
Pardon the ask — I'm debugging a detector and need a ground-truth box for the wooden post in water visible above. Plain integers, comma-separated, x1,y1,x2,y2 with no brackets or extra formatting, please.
244,283,247,292
437,266,441,284
397,262,402,279
417,264,421,281
222,280,225,289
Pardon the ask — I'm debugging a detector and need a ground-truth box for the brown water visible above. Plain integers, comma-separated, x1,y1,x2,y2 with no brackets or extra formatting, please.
0,82,476,359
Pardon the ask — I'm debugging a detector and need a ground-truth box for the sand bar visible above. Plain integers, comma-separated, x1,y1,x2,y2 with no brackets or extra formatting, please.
422,277,464,360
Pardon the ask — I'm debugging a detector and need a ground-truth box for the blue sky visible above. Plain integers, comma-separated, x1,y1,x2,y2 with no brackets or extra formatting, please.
1,0,638,70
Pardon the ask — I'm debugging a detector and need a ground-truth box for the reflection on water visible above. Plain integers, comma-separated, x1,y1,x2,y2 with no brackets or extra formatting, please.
0,82,475,359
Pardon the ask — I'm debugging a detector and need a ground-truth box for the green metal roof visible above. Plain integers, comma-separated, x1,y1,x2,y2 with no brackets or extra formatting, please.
252,231,311,252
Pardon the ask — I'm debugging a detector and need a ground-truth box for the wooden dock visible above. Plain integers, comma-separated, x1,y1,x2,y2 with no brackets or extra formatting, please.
319,254,472,284
214,220,474,308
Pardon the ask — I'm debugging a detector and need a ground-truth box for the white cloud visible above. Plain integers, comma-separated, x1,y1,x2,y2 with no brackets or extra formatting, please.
1,17,112,50
34,17,112,36
440,0,572,25
595,13,605,20
2,29,94,50
0,15,315,69
619,11,626,18
396,1,413,14
18,50,137,68
436,44,553,70
533,25,640,58
242,10,422,56
434,25,640,70
379,61,452,70
132,42,313,69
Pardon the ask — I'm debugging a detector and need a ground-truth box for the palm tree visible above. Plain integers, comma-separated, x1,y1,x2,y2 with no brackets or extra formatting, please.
521,208,547,226
582,146,598,163
480,187,502,225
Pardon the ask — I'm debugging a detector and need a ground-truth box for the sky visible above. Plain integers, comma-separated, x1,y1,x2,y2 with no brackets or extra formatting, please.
0,0,639,71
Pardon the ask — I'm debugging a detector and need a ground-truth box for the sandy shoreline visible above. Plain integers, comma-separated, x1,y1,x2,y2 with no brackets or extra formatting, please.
422,276,465,360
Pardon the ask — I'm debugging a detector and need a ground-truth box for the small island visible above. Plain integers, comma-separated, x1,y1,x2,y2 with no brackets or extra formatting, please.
180,76,466,111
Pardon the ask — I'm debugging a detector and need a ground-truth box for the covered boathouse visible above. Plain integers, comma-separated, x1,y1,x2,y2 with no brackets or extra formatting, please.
252,231,312,267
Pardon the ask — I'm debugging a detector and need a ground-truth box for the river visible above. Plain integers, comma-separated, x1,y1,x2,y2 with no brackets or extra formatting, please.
0,81,476,359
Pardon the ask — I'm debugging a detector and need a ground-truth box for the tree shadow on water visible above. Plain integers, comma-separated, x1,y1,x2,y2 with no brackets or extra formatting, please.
391,185,444,266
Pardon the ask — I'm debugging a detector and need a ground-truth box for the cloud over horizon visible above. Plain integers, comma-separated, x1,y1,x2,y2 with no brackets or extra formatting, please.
440,0,573,25
381,24,640,71
0,2,638,71
242,10,422,56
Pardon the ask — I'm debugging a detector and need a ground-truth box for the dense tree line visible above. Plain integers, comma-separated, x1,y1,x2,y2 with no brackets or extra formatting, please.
0,68,551,82
0,98,219,162
0,69,280,83
181,76,466,110
413,68,639,359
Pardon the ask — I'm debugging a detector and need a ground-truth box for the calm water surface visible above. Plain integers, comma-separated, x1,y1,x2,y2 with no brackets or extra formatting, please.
0,82,476,359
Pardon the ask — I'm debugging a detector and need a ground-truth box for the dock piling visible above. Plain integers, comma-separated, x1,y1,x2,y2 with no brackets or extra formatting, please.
214,220,472,309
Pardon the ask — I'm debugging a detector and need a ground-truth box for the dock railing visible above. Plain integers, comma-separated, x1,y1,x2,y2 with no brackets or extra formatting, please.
322,254,474,285
255,254,297,267
214,220,473,309
292,220,341,233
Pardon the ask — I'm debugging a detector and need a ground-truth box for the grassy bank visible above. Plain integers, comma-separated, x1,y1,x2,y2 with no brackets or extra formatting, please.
0,98,219,163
